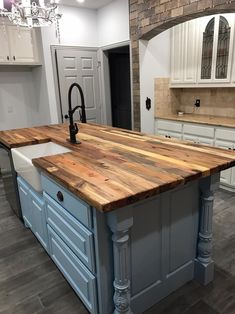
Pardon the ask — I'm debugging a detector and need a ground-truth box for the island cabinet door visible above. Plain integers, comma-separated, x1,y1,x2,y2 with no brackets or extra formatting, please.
17,177,33,229
29,189,48,252
130,183,199,314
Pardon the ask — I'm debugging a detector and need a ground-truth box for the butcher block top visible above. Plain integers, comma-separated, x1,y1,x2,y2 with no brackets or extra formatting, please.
1,123,235,212
157,114,235,128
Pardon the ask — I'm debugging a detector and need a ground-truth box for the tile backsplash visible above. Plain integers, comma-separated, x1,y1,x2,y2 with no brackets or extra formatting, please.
155,78,235,118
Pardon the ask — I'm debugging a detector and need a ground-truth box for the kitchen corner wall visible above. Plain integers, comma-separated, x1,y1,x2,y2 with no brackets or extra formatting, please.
0,68,39,130
154,78,235,118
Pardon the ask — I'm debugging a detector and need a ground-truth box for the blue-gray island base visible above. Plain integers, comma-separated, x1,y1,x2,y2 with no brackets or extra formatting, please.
17,172,219,314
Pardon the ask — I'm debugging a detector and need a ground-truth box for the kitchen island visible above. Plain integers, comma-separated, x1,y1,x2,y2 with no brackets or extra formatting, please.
1,123,235,314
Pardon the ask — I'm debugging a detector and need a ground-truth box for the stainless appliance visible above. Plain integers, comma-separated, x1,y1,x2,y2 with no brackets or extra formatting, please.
0,143,22,218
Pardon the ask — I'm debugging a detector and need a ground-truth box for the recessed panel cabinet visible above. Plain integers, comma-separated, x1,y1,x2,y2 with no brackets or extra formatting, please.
0,23,40,65
155,119,235,192
171,14,235,87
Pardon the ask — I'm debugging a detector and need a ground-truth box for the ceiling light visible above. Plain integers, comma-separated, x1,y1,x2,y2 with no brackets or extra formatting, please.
77,0,85,3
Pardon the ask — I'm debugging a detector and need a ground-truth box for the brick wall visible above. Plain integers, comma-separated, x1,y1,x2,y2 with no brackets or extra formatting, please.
130,0,235,131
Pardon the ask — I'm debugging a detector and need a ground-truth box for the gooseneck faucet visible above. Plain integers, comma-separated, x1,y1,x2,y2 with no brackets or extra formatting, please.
67,83,87,144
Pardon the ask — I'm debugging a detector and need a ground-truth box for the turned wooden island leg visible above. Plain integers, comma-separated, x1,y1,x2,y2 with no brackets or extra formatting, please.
107,207,133,314
195,175,219,285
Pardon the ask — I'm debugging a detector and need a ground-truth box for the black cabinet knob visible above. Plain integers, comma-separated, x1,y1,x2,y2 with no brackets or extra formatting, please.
7,56,9,61
57,191,64,202
13,56,16,61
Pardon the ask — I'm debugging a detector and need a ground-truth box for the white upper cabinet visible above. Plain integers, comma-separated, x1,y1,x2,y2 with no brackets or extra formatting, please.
0,25,10,63
170,14,235,87
0,22,40,65
198,14,235,83
171,23,184,84
183,19,199,83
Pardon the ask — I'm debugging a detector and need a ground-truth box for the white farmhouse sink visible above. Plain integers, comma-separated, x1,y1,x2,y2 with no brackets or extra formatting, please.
12,142,71,193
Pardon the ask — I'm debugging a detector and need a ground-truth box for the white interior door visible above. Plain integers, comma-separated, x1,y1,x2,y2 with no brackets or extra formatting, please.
56,48,101,124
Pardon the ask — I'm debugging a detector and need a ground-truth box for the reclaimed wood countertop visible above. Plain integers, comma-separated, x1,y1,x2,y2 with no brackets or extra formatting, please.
157,114,235,128
1,123,235,212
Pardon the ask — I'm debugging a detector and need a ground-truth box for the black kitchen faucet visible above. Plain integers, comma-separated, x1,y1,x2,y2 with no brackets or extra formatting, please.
66,83,87,144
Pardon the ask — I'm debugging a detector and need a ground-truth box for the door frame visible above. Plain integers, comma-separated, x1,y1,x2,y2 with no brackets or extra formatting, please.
51,45,99,124
98,40,133,129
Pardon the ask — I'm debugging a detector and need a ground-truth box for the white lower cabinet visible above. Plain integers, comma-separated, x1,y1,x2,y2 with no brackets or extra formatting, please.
156,119,235,192
158,130,182,140
215,140,235,188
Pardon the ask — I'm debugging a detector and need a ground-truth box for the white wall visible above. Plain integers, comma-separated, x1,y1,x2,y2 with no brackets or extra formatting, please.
139,29,171,134
97,0,130,47
0,69,38,131
41,5,99,124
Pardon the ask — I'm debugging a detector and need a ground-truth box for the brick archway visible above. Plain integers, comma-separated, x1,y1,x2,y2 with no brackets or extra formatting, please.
130,0,235,131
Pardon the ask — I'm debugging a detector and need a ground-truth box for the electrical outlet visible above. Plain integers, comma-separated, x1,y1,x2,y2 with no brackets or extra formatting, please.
195,99,201,108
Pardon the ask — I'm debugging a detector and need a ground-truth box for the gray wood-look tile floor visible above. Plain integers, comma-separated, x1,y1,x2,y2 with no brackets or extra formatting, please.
0,177,235,314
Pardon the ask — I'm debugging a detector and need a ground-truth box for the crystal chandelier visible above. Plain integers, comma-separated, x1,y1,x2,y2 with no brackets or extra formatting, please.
0,0,61,28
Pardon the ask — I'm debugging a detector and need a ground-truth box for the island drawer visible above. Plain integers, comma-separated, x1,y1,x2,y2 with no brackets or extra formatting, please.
47,225,98,314
41,175,92,229
44,192,95,272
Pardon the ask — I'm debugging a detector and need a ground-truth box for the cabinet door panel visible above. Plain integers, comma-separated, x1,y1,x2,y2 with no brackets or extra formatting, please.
214,14,234,82
184,123,214,138
197,136,214,146
30,190,48,251
183,134,198,144
0,26,10,63
171,24,184,84
8,26,36,63
17,177,33,228
183,19,199,83
157,120,182,132
48,226,98,314
215,140,233,185
230,167,235,187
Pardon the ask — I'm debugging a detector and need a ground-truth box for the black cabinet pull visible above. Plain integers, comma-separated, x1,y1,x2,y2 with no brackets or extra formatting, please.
13,56,16,61
7,56,9,60
57,191,64,202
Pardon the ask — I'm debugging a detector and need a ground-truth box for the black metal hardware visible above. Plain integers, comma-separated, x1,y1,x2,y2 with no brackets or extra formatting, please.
67,83,87,144
57,191,64,202
146,97,151,111
195,99,201,108
7,56,9,61
13,56,16,61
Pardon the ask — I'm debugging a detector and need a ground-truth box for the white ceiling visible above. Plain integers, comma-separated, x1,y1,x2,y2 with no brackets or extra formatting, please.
59,0,113,9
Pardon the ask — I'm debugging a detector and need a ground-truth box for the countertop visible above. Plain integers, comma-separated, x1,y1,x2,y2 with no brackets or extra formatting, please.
157,114,235,128
1,123,235,212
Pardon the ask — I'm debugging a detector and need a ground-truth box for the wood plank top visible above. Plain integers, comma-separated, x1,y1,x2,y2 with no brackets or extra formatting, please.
1,123,235,212
157,114,235,128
